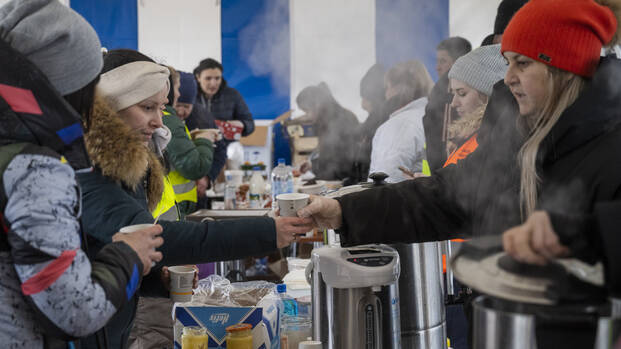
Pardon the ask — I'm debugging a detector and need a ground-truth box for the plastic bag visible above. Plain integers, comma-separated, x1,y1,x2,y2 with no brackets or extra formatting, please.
192,275,277,307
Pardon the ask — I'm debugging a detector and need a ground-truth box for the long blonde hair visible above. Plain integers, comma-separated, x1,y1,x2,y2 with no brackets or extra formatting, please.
518,66,586,219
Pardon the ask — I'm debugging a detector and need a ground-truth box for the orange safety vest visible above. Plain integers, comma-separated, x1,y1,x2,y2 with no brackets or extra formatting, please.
441,137,478,273
443,134,479,168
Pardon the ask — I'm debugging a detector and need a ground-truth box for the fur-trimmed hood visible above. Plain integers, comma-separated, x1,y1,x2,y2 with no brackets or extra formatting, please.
84,99,164,211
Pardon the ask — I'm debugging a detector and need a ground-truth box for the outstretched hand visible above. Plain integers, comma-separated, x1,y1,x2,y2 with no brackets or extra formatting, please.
274,216,315,248
297,195,343,230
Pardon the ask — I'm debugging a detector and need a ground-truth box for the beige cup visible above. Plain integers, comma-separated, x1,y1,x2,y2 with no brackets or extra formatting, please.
168,266,196,303
298,340,322,349
119,224,157,267
277,193,310,217
119,223,154,234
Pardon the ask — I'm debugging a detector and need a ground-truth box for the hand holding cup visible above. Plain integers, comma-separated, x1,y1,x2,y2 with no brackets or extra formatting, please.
274,193,314,248
190,128,221,143
113,224,164,275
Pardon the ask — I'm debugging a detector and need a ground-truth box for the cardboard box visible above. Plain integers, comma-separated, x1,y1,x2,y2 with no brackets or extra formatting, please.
240,123,273,175
174,302,280,349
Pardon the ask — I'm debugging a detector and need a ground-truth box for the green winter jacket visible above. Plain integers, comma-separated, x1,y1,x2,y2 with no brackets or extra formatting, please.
162,105,214,180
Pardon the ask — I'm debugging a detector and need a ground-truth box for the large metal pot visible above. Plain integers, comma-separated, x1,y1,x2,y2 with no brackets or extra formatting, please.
473,295,609,349
453,237,611,349
392,243,446,349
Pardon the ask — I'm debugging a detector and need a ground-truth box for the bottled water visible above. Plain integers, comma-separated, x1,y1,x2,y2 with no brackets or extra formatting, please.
249,166,265,209
271,158,294,209
276,284,298,317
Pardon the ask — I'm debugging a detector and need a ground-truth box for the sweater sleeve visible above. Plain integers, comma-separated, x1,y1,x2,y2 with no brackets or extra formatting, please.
78,169,277,266
162,113,214,180
157,217,277,266
209,138,228,180
3,154,142,338
335,173,468,246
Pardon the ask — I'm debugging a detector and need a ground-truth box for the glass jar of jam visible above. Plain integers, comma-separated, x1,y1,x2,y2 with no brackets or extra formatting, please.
225,323,253,349
181,326,208,349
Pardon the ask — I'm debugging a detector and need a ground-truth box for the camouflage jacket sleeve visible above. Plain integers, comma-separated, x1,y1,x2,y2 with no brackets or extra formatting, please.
3,154,143,338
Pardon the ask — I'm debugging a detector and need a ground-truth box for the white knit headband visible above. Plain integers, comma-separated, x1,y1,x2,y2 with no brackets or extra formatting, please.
96,61,170,112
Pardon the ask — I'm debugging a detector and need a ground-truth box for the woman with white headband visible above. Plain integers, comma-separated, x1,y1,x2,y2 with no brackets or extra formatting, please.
76,50,314,348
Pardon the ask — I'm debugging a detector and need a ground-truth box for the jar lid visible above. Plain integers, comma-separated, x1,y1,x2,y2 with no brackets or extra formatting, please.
183,326,206,335
226,323,252,333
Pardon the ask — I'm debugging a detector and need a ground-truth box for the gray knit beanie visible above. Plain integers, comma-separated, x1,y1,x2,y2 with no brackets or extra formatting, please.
0,0,103,95
448,44,507,96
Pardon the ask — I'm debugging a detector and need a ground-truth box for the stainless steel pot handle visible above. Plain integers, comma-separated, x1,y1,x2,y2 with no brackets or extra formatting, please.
305,260,313,285
444,240,455,297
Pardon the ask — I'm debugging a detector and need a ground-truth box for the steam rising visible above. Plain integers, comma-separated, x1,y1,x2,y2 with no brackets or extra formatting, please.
238,0,290,97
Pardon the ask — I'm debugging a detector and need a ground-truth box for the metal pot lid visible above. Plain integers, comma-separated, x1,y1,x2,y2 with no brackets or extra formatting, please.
325,184,366,198
325,172,389,198
451,237,605,306
453,251,556,305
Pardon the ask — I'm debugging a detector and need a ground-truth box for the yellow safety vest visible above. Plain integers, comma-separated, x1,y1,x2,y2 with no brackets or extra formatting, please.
422,144,431,176
153,174,180,221
157,110,198,218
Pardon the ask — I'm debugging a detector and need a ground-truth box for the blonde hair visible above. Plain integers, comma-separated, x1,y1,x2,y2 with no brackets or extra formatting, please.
386,60,434,103
167,65,180,85
518,66,586,219
403,60,434,97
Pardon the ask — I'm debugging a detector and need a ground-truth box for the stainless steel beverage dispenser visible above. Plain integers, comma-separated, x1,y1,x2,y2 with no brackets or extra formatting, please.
392,242,447,348
306,244,401,349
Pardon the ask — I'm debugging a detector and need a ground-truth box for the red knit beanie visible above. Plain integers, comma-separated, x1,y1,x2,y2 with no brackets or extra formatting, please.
501,0,617,77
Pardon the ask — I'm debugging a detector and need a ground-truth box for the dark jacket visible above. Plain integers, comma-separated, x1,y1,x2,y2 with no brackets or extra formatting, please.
336,56,621,267
196,79,255,136
78,100,278,349
313,105,360,181
186,102,227,180
350,106,390,183
423,74,458,172
162,105,214,180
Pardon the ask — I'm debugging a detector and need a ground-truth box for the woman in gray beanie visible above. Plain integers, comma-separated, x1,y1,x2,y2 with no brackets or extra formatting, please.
444,44,508,167
0,0,164,348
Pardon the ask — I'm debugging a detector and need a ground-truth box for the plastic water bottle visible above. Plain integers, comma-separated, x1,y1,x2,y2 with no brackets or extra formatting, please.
276,284,298,317
249,166,265,209
271,158,294,209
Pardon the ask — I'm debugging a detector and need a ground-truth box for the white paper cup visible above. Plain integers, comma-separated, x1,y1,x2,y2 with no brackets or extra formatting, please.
277,193,310,217
168,266,196,302
119,224,157,267
119,223,154,233
298,341,322,349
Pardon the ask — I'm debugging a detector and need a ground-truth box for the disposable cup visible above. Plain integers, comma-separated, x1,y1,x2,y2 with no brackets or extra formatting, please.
119,223,154,233
277,193,310,217
119,224,157,267
169,266,196,303
298,341,322,349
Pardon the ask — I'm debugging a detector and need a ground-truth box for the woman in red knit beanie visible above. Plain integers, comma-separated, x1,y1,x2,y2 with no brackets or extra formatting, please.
500,0,621,327
499,0,618,259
